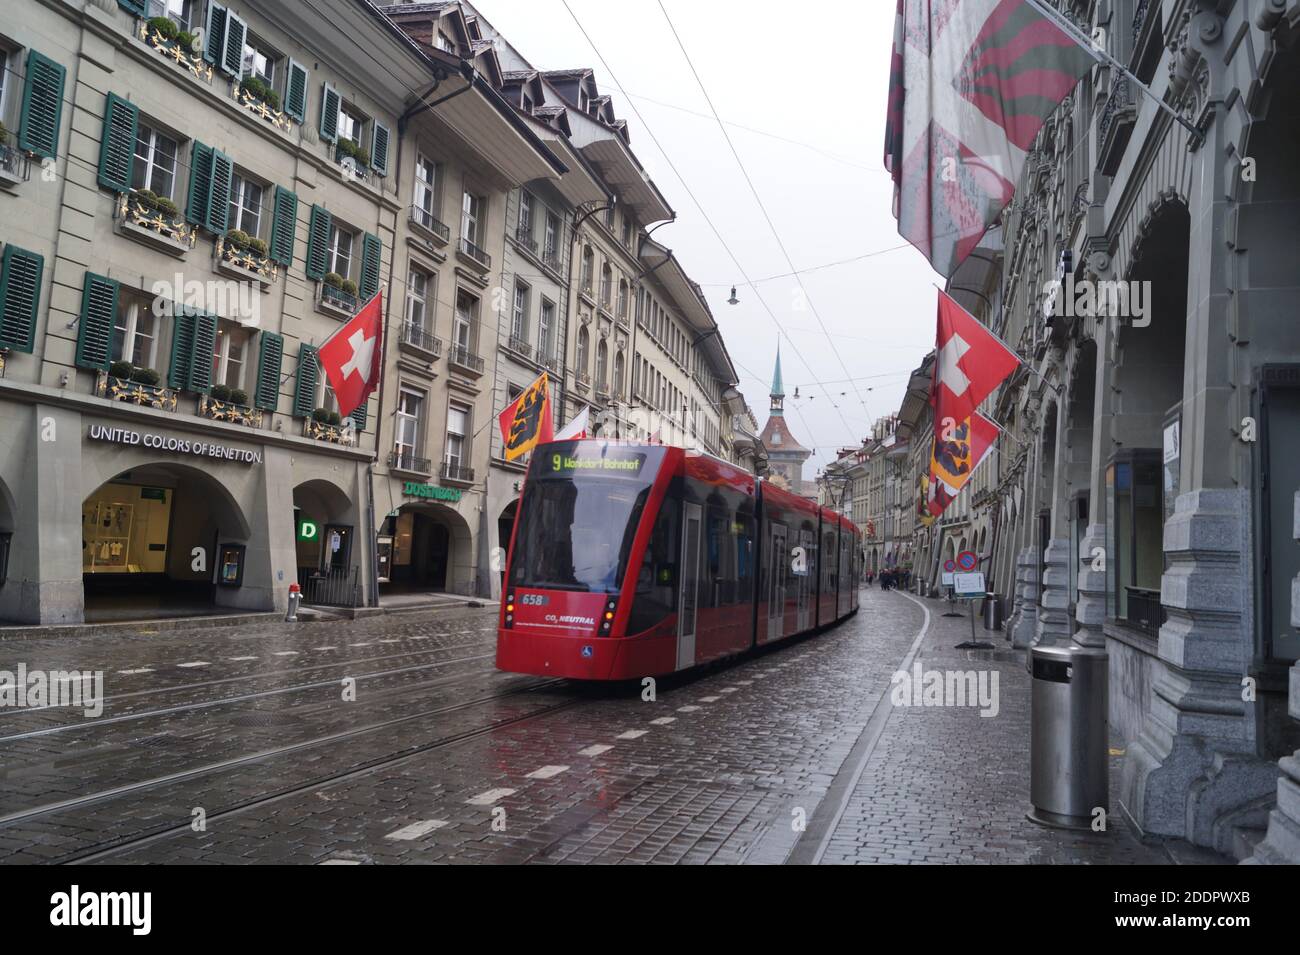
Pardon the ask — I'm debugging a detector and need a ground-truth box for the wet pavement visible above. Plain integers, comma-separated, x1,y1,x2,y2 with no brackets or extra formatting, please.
0,589,1227,864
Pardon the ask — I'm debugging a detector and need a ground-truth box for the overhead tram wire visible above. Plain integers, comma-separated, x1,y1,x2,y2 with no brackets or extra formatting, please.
656,0,877,430
558,0,861,450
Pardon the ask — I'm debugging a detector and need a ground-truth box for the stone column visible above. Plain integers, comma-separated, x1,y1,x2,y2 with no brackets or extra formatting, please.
1250,492,1300,864
1036,538,1073,645
26,404,85,624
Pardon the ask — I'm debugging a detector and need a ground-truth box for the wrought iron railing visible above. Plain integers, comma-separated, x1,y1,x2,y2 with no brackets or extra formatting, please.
441,461,474,483
301,565,361,608
447,344,485,374
458,236,491,268
507,334,531,358
400,321,442,355
410,204,450,241
1125,586,1164,637
389,451,432,474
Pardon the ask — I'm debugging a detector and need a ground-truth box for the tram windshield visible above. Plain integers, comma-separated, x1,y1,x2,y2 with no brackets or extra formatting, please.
509,443,666,593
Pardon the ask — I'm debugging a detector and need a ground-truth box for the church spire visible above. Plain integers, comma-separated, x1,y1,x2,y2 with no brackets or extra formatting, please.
770,347,784,415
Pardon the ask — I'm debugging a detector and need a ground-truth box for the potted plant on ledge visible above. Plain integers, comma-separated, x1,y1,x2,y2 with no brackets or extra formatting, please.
307,407,351,443
97,361,176,410
140,16,211,82
334,138,371,181
203,384,260,426
320,273,358,314
219,229,277,281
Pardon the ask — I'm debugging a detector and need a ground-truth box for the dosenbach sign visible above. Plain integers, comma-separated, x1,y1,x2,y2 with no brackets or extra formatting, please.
402,481,462,503
87,424,263,464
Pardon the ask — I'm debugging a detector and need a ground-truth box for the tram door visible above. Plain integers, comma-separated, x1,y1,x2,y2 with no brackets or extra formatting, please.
767,522,787,641
796,527,814,631
677,502,703,670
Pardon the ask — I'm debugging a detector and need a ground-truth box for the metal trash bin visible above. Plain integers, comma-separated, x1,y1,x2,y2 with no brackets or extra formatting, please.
1027,643,1109,830
983,594,1004,630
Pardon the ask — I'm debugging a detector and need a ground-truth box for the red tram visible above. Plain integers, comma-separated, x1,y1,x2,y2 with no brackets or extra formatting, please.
496,440,861,680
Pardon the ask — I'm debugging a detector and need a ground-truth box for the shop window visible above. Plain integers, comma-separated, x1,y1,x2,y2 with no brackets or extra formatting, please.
82,483,172,575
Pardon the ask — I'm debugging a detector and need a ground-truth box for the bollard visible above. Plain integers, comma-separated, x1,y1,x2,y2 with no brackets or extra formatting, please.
285,582,302,622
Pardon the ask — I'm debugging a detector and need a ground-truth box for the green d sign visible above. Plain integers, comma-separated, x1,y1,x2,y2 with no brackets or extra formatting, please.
298,519,319,542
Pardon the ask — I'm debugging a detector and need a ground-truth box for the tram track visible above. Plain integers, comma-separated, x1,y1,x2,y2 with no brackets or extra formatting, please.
0,651,496,743
0,675,578,864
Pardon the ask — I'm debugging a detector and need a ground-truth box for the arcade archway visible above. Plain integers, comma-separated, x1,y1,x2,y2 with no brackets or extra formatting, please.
380,501,473,594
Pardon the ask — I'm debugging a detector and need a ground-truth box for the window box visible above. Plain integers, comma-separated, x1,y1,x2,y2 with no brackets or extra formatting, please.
447,343,485,377
305,417,355,445
334,142,372,183
388,451,432,476
0,141,30,189
232,77,294,133
409,205,450,245
399,321,442,360
95,370,178,411
138,19,213,84
198,393,263,427
440,461,475,486
216,233,278,286
115,190,196,257
456,236,491,271
316,280,358,318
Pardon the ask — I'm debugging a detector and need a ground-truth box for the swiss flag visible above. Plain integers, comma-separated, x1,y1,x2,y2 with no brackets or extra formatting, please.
318,292,383,419
932,290,1020,426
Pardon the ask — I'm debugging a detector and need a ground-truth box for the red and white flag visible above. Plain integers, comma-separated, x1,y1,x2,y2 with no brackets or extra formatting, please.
885,0,1093,276
555,406,590,441
932,289,1020,426
318,291,383,418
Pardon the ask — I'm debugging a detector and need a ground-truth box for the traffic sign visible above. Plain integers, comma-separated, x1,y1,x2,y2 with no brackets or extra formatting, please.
957,550,978,572
944,559,956,572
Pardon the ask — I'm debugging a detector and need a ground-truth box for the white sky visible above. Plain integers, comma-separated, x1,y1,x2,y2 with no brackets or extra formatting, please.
476,0,944,475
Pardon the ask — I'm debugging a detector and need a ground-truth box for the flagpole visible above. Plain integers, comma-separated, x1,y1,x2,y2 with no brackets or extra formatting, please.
1024,0,1204,144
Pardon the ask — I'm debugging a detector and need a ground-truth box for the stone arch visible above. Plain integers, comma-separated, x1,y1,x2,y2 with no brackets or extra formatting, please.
292,478,357,584
383,500,475,595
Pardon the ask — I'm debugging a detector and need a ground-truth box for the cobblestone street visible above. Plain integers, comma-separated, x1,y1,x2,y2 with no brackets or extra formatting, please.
0,589,1226,864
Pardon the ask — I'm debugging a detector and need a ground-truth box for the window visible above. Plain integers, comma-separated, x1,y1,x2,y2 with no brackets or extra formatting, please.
544,213,559,260
0,49,9,128
148,0,196,30
227,172,264,236
338,103,364,147
616,279,628,319
518,192,533,238
538,299,554,359
521,92,533,115
212,322,251,389
394,386,425,459
614,351,625,394
454,289,476,353
406,264,431,329
580,246,594,291
111,291,158,368
461,191,484,247
577,326,589,374
241,35,276,88
132,123,177,198
414,154,439,217
436,30,456,53
604,203,614,229
328,224,354,278
318,361,339,415
445,404,469,468
511,281,529,341
600,263,611,307
621,215,633,248
596,339,608,389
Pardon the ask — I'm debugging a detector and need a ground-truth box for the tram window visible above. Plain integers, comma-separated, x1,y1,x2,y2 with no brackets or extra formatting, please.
628,494,680,633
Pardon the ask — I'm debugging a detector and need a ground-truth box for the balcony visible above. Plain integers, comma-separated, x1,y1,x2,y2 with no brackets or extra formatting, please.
399,321,442,359
541,246,562,273
305,416,355,445
1097,77,1137,176
409,204,450,245
233,77,294,133
544,355,564,377
95,369,178,411
576,371,591,391
441,461,475,486
388,451,432,475
507,334,532,360
515,226,538,255
138,18,213,85
216,232,278,286
0,141,29,189
115,190,196,257
198,392,262,428
334,143,372,184
447,343,485,377
316,280,358,319
457,236,491,272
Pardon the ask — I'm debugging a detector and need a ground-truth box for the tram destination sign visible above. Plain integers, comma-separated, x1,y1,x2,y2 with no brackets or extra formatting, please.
86,424,263,464
544,450,646,478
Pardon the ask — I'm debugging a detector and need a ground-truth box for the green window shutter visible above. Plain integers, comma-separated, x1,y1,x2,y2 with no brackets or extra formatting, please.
359,233,382,301
253,332,284,411
168,307,195,390
188,311,217,393
97,93,139,193
285,60,308,123
205,150,233,233
350,401,367,433
220,12,246,77
75,272,119,370
203,3,227,65
18,50,67,161
292,343,320,418
117,0,148,15
185,141,213,225
268,186,298,266
370,122,390,176
319,83,339,143
0,246,44,353
305,205,332,281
